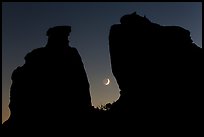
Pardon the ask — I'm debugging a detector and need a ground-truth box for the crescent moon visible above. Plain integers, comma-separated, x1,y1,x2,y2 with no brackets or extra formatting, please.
105,79,110,85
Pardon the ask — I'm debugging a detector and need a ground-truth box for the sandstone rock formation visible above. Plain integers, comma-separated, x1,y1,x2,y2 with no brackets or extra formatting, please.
109,12,203,120
3,26,92,130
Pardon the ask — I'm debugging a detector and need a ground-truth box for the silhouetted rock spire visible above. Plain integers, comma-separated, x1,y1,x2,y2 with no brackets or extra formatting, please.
109,12,203,119
3,25,92,130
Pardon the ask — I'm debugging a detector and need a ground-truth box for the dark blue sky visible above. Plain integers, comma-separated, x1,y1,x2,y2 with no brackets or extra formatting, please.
2,2,202,123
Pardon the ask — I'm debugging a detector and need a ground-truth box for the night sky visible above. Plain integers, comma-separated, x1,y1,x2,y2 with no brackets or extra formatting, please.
2,2,202,123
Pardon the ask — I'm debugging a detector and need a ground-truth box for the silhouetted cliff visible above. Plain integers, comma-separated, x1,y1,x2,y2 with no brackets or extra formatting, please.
3,26,92,130
109,12,203,120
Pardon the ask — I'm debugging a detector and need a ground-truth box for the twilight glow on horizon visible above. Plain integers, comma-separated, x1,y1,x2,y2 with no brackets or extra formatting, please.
2,2,202,123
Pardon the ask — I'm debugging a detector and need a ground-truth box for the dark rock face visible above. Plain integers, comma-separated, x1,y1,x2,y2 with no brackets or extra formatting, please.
3,26,92,129
109,12,203,118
